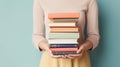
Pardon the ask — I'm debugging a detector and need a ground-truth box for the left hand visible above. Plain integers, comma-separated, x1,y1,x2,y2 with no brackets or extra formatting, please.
61,40,93,59
66,45,86,59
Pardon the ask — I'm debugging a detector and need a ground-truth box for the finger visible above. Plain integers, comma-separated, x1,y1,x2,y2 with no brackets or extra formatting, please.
67,55,75,59
67,55,79,59
68,54,83,57
48,50,62,58
77,45,85,53
77,47,82,53
48,50,55,57
61,55,67,59
52,55,62,58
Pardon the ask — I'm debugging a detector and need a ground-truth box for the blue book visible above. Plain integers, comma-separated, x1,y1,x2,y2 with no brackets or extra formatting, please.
52,51,77,55
50,44,78,48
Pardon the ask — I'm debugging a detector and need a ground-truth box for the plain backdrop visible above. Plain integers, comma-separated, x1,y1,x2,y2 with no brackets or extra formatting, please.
0,0,120,67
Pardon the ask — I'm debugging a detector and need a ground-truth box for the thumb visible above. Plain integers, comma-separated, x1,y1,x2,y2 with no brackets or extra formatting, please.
77,45,85,53
46,48,53,56
77,46,82,53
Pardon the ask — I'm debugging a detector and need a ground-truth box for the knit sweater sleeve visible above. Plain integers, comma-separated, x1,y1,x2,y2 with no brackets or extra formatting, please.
86,0,100,50
32,0,47,51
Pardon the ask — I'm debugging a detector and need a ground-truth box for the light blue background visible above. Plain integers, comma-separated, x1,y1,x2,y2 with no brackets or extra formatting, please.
0,0,120,67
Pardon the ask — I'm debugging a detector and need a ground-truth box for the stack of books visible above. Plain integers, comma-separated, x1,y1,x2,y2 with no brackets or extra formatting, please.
48,13,80,55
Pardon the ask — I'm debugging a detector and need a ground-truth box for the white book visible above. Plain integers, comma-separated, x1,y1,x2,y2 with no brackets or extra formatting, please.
48,39,78,44
51,18,79,22
49,23,76,26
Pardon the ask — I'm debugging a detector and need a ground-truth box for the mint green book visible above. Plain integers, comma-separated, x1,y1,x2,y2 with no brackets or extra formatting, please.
48,39,78,44
48,33,79,39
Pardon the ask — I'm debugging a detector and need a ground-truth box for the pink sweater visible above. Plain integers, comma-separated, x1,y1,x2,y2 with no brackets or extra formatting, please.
32,0,100,50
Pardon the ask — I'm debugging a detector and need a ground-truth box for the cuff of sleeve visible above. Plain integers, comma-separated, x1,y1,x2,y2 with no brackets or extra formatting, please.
32,34,47,51
86,37,99,50
37,39,48,51
39,47,42,51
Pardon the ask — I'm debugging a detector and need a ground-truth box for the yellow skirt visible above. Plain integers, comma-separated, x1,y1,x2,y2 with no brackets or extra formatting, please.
39,51,91,67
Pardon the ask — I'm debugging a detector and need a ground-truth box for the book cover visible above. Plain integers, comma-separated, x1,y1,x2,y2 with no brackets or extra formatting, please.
48,39,78,44
49,33,79,39
49,23,77,27
50,27,78,33
50,18,79,22
50,44,78,48
48,13,80,19
52,51,77,55
50,48,78,52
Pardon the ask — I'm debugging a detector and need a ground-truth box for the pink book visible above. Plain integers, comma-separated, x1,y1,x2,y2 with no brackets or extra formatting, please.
48,13,80,19
50,48,78,52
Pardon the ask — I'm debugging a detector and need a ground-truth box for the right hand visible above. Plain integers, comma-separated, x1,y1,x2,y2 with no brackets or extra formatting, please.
45,47,67,59
39,41,67,59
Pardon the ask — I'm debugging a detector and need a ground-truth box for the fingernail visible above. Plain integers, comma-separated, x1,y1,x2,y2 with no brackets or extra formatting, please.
77,51,79,53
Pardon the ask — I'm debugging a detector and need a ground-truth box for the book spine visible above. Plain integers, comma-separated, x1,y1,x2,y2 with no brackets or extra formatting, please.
48,33,79,39
49,26,78,28
50,48,78,52
48,39,78,44
48,13,80,19
49,23,77,27
52,51,77,55
50,27,78,33
50,44,78,48
50,18,78,22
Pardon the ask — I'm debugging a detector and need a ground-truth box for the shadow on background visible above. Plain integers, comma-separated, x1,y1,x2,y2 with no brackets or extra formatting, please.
90,1,108,67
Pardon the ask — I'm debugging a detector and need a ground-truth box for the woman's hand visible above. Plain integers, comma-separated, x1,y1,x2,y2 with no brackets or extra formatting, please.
38,40,65,58
45,47,66,59
66,45,86,59
66,40,93,59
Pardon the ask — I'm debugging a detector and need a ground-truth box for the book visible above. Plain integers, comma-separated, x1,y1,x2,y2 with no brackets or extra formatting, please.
50,27,78,33
49,33,79,39
49,23,77,27
50,48,78,52
52,51,77,55
50,18,79,22
49,26,78,28
48,13,80,19
48,39,78,44
50,44,78,48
